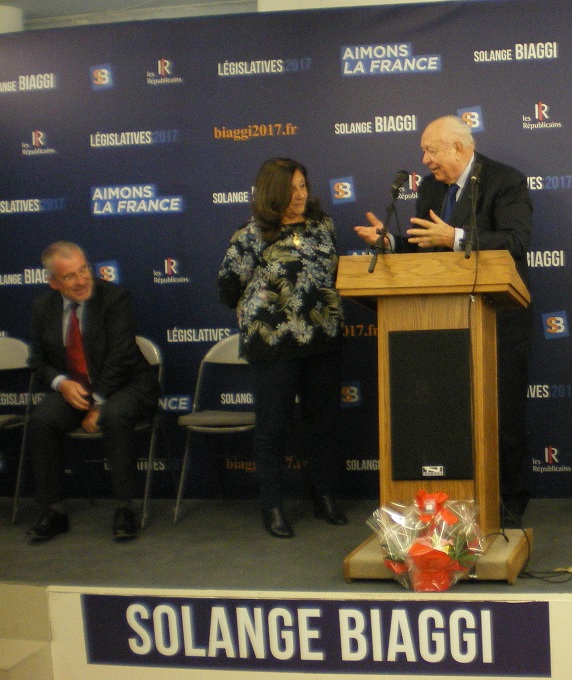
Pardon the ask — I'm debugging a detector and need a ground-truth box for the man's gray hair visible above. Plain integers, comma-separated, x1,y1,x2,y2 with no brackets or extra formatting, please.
41,241,86,277
439,115,476,150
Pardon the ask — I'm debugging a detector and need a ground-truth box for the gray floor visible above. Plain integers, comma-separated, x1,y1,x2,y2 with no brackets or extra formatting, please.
1,496,572,595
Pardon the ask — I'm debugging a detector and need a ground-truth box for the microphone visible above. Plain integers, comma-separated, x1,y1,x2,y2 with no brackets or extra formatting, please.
391,170,409,197
368,226,388,273
464,231,473,259
368,170,409,274
470,162,482,184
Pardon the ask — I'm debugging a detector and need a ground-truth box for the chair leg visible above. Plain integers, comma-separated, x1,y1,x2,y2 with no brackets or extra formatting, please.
12,374,34,524
11,429,27,524
155,416,178,496
141,416,159,530
173,431,192,525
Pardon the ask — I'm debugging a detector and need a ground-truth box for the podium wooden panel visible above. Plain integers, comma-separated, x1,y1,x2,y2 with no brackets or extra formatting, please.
337,250,532,582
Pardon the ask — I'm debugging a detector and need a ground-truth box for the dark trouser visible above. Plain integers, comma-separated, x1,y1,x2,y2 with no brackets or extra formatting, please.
29,369,159,507
250,351,342,510
497,307,532,516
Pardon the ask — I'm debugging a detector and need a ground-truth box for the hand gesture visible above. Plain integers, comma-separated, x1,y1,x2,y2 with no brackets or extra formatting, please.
407,210,455,249
354,212,388,247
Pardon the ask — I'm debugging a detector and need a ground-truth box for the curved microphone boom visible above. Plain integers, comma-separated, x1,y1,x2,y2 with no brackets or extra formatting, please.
465,162,482,258
369,170,409,273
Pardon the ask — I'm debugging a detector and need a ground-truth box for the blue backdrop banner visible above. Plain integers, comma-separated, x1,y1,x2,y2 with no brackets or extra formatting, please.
0,0,570,501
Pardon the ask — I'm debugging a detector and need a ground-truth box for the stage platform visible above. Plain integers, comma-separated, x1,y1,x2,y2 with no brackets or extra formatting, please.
1,496,572,680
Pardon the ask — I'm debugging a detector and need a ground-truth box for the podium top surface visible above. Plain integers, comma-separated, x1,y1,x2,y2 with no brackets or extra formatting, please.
336,250,530,308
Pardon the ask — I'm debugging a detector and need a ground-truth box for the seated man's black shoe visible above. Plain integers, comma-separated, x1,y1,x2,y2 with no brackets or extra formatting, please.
113,507,138,540
27,509,69,541
262,507,293,538
313,494,348,525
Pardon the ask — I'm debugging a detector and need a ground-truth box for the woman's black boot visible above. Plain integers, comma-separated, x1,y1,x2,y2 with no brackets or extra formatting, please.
262,507,293,538
312,493,347,525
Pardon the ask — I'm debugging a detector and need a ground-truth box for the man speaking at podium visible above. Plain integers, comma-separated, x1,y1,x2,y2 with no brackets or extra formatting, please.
355,115,533,528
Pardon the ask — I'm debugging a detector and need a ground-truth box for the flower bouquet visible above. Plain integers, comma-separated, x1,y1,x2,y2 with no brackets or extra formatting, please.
367,490,485,592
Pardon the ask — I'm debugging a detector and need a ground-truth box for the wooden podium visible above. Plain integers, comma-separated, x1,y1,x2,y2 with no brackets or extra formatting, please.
337,251,533,583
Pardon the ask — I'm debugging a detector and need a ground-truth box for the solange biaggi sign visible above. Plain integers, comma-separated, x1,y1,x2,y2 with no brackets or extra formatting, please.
82,594,551,676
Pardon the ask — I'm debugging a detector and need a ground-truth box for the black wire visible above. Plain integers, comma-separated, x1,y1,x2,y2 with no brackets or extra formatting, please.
520,571,572,583
468,179,480,293
491,505,572,584
393,196,403,241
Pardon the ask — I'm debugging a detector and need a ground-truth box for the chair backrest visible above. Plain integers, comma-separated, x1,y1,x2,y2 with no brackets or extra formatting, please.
136,336,163,383
0,337,30,370
203,333,247,365
192,334,253,412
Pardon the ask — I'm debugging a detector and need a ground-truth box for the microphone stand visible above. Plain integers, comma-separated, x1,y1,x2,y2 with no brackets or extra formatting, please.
464,179,479,259
368,191,398,274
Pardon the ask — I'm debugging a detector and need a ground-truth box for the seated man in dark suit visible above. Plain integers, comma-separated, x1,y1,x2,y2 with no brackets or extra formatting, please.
27,241,159,541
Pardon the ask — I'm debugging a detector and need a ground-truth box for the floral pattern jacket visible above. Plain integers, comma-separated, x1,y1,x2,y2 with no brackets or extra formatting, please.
218,216,343,362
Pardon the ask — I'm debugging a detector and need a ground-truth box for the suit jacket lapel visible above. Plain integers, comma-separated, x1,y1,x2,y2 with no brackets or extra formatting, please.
82,290,97,356
48,293,67,367
450,153,485,228
453,175,483,229
450,185,471,228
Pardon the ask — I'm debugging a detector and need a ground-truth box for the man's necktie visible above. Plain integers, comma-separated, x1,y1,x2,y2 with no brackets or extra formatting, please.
441,183,459,223
66,303,91,389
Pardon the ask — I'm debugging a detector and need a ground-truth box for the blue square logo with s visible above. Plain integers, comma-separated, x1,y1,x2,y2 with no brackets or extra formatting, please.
95,260,120,283
543,310,569,339
330,177,356,204
90,64,114,90
457,106,484,133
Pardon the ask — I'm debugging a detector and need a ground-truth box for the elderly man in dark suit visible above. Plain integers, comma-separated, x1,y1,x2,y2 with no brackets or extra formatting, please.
355,115,533,528
27,241,159,541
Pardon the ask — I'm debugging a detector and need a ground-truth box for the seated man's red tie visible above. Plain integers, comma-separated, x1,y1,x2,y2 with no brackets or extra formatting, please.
66,303,91,390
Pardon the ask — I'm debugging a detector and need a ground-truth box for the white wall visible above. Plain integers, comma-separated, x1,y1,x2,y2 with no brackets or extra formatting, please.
259,0,451,9
23,0,460,30
23,1,256,30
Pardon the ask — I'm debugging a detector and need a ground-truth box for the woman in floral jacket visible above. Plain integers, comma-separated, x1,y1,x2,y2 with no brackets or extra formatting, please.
218,158,347,538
